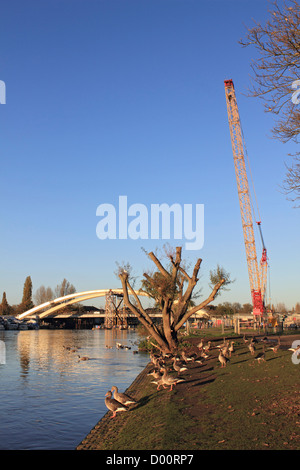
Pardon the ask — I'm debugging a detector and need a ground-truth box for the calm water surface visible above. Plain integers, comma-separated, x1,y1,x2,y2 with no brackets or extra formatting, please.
0,328,149,450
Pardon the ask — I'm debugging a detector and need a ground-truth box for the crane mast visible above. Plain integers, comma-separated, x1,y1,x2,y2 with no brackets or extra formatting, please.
224,79,266,317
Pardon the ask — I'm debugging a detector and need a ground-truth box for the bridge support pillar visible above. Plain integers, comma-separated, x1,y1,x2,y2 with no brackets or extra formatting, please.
104,290,127,329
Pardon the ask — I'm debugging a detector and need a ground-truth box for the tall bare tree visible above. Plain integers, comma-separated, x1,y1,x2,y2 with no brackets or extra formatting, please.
240,0,300,204
54,279,76,298
34,285,54,305
119,246,232,354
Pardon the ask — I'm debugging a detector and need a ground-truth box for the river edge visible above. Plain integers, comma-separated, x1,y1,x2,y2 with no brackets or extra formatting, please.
76,361,153,450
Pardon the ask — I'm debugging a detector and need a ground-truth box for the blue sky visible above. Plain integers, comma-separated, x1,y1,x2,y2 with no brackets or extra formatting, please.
1,0,299,310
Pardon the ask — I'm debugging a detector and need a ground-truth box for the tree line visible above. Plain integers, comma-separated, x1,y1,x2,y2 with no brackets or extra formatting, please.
0,277,76,316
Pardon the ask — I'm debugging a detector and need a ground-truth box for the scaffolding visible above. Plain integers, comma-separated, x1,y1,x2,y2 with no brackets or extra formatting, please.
104,290,127,328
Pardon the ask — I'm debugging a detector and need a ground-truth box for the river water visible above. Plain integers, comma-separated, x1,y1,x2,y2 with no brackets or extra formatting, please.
0,328,149,450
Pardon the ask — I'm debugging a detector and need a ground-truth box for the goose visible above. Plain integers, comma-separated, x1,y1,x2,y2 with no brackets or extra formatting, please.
105,391,128,418
228,341,235,357
268,344,280,353
248,342,256,355
181,351,194,363
150,353,163,367
243,334,249,344
221,344,230,358
148,368,163,380
203,341,212,351
268,338,281,354
111,386,137,406
254,346,266,363
154,367,184,392
197,339,204,349
77,355,89,361
172,357,187,374
216,339,227,349
218,351,229,368
199,350,209,359
288,345,300,353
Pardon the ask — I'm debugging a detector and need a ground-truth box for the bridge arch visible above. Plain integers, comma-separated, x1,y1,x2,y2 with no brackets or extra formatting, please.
16,289,149,320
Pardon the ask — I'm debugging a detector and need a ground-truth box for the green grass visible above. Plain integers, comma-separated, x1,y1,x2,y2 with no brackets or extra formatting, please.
199,343,300,449
93,339,300,450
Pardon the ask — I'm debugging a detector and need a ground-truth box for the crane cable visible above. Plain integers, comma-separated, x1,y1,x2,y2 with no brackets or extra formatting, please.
239,114,271,308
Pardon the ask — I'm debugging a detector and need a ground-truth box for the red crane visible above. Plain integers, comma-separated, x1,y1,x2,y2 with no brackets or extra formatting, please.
224,79,268,317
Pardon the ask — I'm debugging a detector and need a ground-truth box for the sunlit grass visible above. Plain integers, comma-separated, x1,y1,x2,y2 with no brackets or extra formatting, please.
92,339,300,450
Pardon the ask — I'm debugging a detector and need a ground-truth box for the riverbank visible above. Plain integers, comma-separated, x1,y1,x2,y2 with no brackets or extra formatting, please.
76,334,300,450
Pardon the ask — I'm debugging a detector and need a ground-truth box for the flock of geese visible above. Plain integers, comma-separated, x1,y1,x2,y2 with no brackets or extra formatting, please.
104,332,298,418
63,345,90,361
65,333,300,420
62,341,139,363
104,333,289,418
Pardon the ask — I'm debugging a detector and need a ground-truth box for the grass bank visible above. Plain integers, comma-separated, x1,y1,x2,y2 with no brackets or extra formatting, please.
77,334,300,450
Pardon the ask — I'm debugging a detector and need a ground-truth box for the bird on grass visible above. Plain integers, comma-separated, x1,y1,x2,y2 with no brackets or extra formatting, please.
288,344,300,353
111,386,137,406
148,367,163,381
228,341,235,357
268,338,281,354
254,346,266,364
203,341,212,352
248,342,256,356
221,343,230,358
181,351,195,363
172,357,187,374
152,367,184,392
218,351,230,368
105,391,128,419
243,334,249,344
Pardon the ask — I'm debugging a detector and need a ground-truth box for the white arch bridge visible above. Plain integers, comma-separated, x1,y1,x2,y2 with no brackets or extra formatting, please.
16,289,150,325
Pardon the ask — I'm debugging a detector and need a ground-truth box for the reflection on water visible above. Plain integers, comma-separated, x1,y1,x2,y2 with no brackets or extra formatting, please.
0,329,149,450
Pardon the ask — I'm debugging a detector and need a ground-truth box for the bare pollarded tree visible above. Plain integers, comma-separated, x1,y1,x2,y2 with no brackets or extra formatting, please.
119,246,232,354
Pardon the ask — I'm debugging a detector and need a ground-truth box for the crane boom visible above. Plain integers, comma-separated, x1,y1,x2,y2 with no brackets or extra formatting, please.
224,79,265,316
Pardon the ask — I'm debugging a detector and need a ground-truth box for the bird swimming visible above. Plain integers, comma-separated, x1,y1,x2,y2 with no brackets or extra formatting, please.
77,355,89,361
